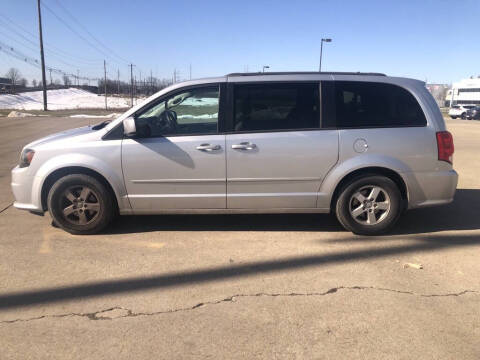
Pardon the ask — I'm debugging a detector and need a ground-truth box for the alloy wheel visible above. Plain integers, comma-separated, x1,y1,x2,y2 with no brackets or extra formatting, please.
61,186,101,225
349,185,391,225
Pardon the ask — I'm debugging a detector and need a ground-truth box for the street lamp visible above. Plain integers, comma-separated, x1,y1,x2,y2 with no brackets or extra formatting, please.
262,65,270,73
319,38,332,72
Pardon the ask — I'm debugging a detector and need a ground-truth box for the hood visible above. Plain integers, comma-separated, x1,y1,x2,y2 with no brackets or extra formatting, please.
26,125,97,148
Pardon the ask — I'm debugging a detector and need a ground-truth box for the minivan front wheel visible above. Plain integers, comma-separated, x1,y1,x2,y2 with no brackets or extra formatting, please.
47,174,115,235
335,175,402,235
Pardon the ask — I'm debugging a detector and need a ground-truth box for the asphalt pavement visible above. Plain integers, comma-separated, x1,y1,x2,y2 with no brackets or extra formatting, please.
0,115,479,359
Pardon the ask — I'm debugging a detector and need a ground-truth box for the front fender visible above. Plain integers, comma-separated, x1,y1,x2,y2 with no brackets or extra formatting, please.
31,153,128,211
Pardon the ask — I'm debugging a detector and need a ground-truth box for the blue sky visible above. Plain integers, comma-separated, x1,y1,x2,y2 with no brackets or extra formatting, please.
1,0,479,84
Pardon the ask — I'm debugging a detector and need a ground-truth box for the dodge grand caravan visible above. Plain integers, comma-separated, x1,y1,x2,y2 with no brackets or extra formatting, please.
11,72,458,235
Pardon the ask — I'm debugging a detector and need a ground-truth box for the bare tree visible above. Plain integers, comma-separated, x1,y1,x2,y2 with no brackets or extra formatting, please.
19,78,28,87
62,75,72,86
32,79,38,87
5,67,21,93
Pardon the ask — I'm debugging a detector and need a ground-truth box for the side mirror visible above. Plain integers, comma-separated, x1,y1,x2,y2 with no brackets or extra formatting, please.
123,116,136,136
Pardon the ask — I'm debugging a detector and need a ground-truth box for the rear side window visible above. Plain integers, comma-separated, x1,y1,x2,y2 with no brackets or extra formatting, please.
233,83,319,132
332,81,426,128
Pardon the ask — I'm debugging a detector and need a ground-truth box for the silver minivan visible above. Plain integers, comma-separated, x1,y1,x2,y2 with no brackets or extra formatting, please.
11,72,458,235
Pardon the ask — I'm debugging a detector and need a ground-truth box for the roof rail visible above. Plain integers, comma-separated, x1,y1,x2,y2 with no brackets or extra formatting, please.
226,71,387,77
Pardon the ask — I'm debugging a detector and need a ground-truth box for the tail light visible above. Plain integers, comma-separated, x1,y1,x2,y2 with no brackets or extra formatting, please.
436,131,454,164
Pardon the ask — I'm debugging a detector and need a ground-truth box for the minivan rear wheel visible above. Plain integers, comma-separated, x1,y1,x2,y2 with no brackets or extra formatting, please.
335,175,402,235
47,174,115,235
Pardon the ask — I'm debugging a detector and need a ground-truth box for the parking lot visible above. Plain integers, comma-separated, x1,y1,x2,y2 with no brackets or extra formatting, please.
0,115,479,359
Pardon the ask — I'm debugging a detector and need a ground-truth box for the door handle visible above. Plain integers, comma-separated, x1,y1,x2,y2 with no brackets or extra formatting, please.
231,142,257,150
196,144,221,152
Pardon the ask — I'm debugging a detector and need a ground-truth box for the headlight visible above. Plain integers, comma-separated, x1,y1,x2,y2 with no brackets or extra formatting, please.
19,148,35,168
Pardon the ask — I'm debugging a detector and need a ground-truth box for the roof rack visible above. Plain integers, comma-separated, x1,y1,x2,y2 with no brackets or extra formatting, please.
227,71,387,77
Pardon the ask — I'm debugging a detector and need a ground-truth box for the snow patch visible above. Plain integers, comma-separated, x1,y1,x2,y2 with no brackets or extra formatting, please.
0,88,137,110
181,97,218,106
177,112,218,120
7,111,36,117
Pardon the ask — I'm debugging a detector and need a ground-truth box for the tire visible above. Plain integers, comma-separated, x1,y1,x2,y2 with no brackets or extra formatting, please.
450,116,457,119
335,175,402,236
47,174,115,235
461,113,466,120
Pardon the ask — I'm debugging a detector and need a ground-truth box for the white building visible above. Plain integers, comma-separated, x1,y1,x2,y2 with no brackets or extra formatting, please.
445,77,480,106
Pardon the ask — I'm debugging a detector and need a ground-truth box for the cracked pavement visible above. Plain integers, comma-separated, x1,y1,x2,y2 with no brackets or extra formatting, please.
0,116,480,359
2,287,478,324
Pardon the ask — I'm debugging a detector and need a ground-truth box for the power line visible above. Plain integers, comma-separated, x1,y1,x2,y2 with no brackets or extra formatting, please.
40,2,126,67
0,29,92,71
51,0,131,64
0,13,100,65
0,40,101,82
0,9,142,83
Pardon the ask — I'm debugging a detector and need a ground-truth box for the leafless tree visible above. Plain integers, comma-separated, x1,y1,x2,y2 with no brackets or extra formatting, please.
62,75,72,86
5,67,21,93
19,78,28,87
32,79,37,87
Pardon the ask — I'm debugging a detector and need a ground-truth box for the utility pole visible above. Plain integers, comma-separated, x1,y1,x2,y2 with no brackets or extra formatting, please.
450,86,455,108
319,38,332,72
150,69,153,94
49,68,52,86
104,60,107,110
139,70,142,95
37,0,48,110
77,69,79,86
129,64,134,107
117,69,120,95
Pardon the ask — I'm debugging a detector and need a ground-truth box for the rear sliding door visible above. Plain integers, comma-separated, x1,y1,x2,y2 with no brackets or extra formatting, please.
225,82,339,209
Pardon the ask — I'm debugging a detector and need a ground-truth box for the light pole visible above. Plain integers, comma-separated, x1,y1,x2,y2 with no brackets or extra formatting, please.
319,38,332,72
262,65,270,73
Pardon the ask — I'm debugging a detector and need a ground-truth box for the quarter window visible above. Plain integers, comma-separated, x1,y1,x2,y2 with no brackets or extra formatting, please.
135,86,219,137
233,83,320,132
332,81,427,128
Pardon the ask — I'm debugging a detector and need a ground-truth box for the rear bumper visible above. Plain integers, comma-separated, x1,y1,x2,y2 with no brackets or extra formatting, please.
405,169,458,209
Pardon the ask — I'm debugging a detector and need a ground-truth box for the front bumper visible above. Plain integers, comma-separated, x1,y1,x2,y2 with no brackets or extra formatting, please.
11,165,43,213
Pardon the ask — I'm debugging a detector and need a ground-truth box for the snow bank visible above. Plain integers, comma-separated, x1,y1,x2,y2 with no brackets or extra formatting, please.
0,88,136,110
7,111,36,117
177,113,218,120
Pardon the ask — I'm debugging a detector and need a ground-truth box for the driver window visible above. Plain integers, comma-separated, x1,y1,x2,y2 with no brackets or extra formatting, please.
135,86,219,137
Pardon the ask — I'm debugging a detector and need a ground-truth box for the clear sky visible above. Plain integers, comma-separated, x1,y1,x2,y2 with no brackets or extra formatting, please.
1,0,479,85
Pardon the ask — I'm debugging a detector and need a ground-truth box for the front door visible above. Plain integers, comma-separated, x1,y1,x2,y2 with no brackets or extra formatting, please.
122,85,226,212
226,82,339,209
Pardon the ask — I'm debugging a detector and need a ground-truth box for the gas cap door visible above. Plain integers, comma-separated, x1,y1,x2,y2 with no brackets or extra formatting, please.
354,138,369,153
